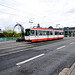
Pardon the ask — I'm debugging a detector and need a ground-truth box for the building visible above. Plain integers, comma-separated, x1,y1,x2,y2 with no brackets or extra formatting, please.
53,27,75,37
64,27,75,37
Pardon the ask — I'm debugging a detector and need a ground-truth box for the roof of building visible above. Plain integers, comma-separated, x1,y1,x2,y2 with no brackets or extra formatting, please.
64,27,75,30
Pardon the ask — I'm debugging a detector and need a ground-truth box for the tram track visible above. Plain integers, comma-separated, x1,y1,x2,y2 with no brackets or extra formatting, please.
0,37,74,55
0,39,66,55
0,42,28,48
0,37,75,75
0,37,72,48
0,43,33,49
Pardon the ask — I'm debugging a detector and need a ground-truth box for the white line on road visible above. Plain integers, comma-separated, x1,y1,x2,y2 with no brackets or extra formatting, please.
16,53,45,66
57,45,66,50
70,42,74,45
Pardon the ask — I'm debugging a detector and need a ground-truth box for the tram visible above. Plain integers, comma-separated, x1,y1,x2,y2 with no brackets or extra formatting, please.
25,27,64,42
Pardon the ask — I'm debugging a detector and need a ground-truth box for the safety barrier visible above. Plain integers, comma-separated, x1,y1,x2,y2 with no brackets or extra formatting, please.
0,37,20,41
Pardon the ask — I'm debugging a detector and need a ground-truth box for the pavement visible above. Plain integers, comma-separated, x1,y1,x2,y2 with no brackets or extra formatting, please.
70,67,75,75
0,40,16,44
58,62,75,75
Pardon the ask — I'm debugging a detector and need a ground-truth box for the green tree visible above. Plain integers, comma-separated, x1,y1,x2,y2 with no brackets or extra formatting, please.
3,29,21,37
3,31,9,37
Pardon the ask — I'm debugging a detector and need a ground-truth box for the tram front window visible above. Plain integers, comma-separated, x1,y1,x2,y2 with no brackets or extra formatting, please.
31,30,35,36
25,29,30,36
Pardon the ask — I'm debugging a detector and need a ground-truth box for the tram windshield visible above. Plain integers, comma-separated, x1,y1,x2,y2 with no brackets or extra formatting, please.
25,29,30,36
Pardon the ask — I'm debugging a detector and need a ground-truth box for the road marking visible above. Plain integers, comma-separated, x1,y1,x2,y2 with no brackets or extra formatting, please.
57,45,66,50
16,53,45,66
70,42,74,45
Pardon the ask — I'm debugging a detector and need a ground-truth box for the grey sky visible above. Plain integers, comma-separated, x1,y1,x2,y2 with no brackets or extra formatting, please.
0,0,75,30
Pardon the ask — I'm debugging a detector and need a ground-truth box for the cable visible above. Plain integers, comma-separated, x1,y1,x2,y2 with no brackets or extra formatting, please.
0,3,37,17
13,0,43,16
0,10,30,18
0,3,51,24
0,10,51,25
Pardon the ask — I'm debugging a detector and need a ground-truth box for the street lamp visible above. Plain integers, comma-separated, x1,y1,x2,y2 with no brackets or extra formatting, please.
29,21,33,28
29,18,34,28
56,24,60,29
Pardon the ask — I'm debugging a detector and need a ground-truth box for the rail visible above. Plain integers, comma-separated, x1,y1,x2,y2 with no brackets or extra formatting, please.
0,37,20,41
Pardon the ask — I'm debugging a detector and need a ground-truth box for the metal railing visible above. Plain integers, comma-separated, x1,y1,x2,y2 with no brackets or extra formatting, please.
0,37,20,41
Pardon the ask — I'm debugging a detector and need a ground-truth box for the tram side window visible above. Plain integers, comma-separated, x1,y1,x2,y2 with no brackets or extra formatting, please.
38,30,40,35
59,32,62,35
55,32,58,35
61,32,64,35
40,31,42,35
42,31,46,35
59,32,64,35
38,30,43,35
25,29,30,36
62,32,64,35
57,32,59,35
31,30,35,36
47,31,49,35
50,31,53,35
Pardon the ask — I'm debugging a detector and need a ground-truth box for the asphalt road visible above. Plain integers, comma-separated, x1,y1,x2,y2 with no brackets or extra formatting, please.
0,37,75,75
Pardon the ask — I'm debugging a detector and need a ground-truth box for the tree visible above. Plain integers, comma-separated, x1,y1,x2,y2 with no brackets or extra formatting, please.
0,33,4,37
3,29,21,37
3,31,9,37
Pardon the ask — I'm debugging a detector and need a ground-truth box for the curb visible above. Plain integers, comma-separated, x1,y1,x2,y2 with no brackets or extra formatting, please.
58,63,75,75
0,40,16,44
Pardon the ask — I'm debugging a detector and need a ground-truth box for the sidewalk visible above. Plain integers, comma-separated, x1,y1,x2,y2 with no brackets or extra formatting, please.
0,40,16,44
70,68,75,75
58,63,75,75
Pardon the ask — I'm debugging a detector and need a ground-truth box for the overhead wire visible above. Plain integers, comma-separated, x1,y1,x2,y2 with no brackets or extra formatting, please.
0,3,38,17
0,1,51,25
13,0,44,16
0,10,30,19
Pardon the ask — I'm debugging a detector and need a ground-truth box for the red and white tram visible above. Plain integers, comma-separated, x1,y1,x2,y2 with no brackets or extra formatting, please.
25,28,64,42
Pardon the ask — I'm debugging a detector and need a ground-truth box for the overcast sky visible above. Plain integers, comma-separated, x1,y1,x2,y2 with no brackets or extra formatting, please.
0,0,75,30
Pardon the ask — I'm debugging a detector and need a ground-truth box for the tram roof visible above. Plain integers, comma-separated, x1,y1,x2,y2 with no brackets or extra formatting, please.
29,28,63,32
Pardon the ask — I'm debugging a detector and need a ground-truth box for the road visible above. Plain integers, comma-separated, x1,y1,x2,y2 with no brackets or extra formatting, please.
0,37,75,75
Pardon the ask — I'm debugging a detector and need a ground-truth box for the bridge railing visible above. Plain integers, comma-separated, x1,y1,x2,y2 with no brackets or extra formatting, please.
0,37,20,41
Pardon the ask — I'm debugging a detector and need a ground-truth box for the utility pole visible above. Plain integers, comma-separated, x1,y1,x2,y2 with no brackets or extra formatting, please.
56,24,60,29
29,18,33,28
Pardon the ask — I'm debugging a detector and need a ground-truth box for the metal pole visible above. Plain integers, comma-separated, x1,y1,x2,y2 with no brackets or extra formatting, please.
68,28,69,37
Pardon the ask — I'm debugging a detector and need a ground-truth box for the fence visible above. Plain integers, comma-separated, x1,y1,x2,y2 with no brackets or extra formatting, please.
0,37,20,41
